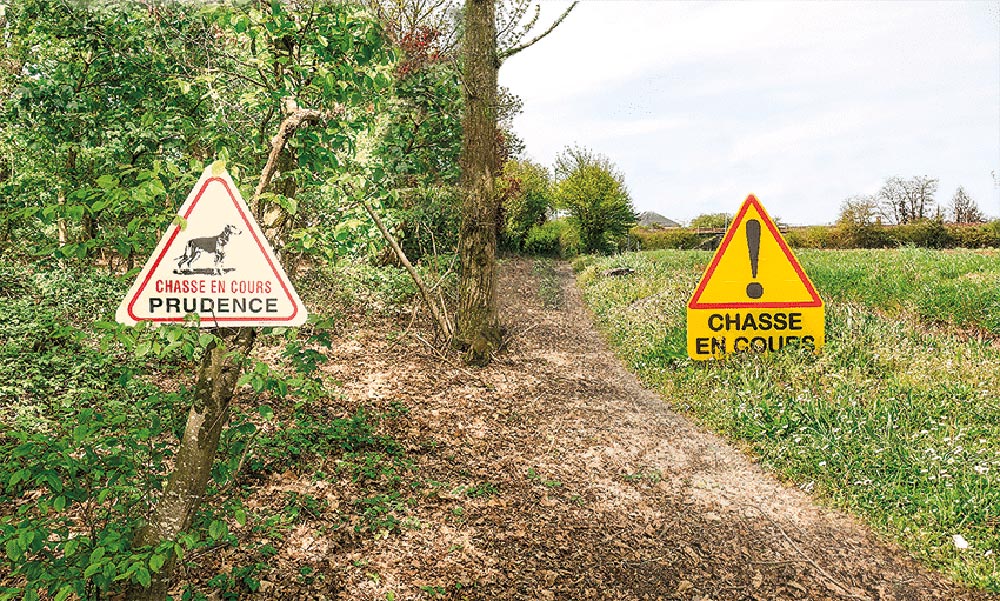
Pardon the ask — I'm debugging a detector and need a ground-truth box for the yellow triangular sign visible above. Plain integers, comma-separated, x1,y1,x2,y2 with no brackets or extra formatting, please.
687,194,823,360
115,165,307,328
689,195,821,309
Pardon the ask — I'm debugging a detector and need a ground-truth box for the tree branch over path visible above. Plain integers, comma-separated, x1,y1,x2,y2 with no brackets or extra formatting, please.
361,198,456,339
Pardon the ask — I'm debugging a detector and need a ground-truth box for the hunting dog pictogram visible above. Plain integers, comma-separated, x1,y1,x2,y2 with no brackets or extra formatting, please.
175,224,242,275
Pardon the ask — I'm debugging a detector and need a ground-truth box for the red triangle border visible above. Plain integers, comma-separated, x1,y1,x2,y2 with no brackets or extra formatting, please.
126,177,301,324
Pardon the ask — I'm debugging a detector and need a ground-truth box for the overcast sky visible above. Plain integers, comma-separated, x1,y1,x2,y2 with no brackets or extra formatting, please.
499,1,1000,225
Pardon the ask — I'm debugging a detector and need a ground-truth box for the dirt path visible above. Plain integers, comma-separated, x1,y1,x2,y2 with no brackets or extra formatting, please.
317,259,993,600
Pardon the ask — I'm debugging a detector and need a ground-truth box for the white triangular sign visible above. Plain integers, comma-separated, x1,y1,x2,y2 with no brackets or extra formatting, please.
115,165,307,328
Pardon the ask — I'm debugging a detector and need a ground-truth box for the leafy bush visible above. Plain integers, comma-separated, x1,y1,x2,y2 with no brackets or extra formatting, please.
784,226,838,249
0,258,415,599
899,218,952,248
394,186,461,261
524,220,578,258
631,227,713,250
0,262,179,599
830,224,895,249
553,147,636,254
571,255,597,273
498,160,551,251
558,223,581,259
523,221,561,256
948,221,1000,248
785,221,1000,250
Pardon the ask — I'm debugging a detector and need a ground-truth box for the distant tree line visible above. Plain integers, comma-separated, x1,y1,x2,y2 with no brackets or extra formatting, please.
631,176,998,251
838,176,988,227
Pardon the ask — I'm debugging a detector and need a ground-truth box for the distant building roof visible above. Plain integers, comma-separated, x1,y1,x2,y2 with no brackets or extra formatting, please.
637,211,681,228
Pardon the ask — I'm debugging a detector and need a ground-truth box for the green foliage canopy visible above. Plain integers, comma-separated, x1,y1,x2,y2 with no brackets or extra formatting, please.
689,213,732,229
499,159,551,250
553,146,635,254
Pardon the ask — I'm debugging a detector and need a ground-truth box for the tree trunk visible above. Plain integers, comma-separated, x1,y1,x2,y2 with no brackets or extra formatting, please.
456,0,501,366
126,107,319,600
126,328,256,600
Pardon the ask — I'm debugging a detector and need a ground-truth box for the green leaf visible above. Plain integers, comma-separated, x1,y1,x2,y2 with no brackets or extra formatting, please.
9,469,24,488
5,539,19,562
90,546,106,563
53,496,67,511
208,520,227,540
172,215,188,230
136,340,152,358
149,553,166,573
135,566,152,588
234,508,247,527
53,586,73,601
96,174,119,190
199,333,215,347
257,405,274,421
277,195,298,215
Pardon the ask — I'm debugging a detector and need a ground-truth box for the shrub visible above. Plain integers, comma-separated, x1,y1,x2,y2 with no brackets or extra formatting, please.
786,222,1000,250
395,186,461,261
631,227,710,250
836,224,895,249
946,222,1000,248
897,218,952,249
553,147,636,254
571,255,597,273
524,220,579,258
498,160,551,251
558,224,580,259
524,222,560,256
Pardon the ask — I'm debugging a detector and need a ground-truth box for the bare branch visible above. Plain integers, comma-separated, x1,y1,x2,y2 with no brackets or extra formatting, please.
361,199,456,339
499,1,577,61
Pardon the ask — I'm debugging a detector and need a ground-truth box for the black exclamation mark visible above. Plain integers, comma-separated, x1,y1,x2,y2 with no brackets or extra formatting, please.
746,219,764,299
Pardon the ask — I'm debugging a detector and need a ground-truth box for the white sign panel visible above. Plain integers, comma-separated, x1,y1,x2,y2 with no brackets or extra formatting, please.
115,164,307,328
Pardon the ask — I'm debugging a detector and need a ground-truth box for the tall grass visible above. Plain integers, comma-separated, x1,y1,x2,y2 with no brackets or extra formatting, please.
578,249,1000,590
802,248,1000,332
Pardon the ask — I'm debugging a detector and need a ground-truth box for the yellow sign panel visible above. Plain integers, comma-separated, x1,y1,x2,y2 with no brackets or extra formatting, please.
687,194,824,360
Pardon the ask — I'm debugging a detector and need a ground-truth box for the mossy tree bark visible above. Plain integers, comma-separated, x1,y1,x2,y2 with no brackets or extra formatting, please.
456,0,502,366
126,328,256,600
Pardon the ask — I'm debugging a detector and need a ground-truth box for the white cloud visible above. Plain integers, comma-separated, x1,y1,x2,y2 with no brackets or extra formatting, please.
500,0,1000,224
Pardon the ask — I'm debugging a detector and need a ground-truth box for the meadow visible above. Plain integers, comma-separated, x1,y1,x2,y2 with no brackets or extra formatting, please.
577,248,1000,590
